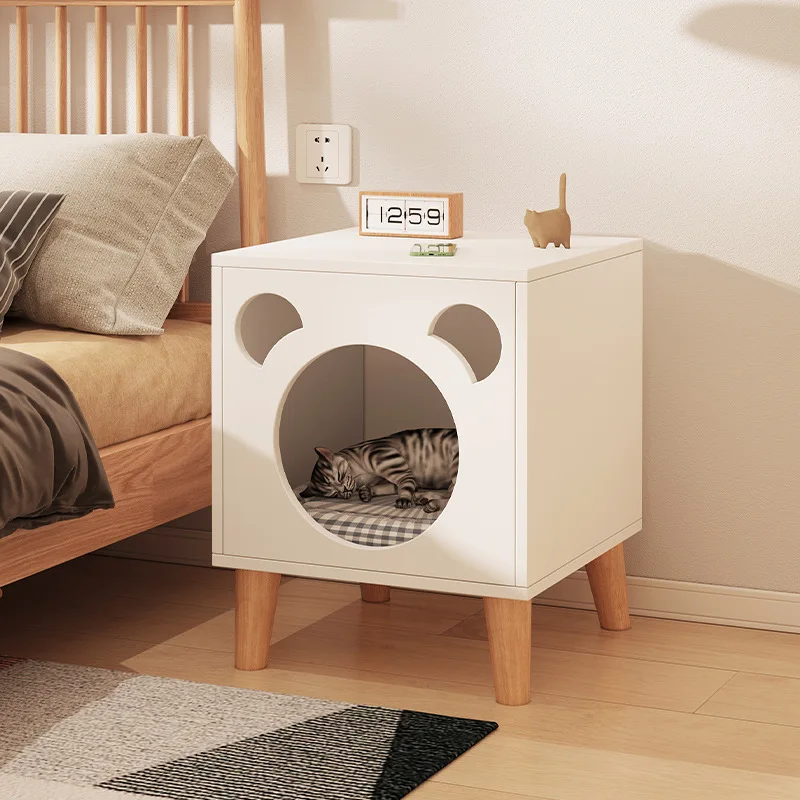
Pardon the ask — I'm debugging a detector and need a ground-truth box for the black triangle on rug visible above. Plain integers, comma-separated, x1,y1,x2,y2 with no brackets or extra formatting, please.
372,709,499,800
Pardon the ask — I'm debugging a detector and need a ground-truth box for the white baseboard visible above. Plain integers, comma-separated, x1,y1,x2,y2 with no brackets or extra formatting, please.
537,571,800,634
99,526,212,567
102,527,800,634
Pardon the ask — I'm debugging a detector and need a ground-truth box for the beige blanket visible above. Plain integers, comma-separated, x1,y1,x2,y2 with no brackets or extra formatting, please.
0,319,210,449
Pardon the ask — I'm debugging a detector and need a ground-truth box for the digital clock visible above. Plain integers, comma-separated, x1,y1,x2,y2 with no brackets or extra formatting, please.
359,192,463,239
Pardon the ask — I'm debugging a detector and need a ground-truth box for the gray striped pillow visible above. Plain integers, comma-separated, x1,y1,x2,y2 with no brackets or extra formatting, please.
0,190,64,329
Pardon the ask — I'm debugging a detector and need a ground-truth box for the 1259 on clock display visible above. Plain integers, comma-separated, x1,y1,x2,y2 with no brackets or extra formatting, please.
359,192,463,239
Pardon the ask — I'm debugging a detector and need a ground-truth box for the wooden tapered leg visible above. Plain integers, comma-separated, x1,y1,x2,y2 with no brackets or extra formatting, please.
585,542,631,631
484,597,531,706
235,569,281,670
360,583,390,603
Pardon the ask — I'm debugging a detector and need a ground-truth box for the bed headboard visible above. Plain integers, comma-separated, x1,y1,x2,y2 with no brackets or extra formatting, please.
2,0,268,322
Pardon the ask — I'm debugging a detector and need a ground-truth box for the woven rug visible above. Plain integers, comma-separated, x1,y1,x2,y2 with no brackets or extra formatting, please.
0,657,497,800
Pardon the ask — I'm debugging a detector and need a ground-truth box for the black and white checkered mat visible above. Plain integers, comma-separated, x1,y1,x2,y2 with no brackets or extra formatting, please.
298,492,449,547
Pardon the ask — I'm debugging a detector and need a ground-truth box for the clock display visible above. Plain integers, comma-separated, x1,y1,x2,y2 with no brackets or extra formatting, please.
359,192,463,239
367,198,445,234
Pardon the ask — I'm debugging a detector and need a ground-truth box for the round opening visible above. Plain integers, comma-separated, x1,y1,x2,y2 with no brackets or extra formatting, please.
279,345,458,548
430,304,501,382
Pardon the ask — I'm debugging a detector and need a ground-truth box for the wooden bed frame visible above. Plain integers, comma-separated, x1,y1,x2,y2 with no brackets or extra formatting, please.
0,0,267,589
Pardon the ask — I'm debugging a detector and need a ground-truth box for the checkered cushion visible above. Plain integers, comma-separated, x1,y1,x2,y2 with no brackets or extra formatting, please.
298,492,448,547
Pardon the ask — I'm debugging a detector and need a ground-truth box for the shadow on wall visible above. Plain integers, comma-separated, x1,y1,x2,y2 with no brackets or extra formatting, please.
685,2,800,66
625,242,800,592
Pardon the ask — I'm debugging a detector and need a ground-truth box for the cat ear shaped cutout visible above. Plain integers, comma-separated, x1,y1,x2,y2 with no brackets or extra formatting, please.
237,294,303,365
430,304,502,382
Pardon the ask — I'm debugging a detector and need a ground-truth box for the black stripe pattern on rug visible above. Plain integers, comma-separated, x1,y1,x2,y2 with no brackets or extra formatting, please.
0,659,497,800
100,705,497,800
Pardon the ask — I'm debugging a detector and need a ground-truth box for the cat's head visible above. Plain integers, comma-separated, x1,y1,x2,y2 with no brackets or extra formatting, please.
524,208,540,229
300,447,356,499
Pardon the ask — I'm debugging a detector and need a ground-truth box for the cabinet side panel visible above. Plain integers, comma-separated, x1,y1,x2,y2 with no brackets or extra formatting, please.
515,283,529,586
212,266,223,553
524,252,643,588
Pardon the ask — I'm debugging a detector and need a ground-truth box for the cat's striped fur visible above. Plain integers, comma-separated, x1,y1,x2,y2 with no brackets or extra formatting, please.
300,428,458,513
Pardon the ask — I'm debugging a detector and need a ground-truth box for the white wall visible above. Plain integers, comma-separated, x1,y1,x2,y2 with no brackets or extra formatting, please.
5,0,800,593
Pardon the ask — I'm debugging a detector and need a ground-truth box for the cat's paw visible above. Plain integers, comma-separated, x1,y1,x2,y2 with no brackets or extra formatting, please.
358,486,373,503
395,497,413,509
414,494,439,513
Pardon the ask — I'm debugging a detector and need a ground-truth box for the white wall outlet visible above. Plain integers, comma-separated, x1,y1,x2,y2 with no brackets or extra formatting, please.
296,123,352,185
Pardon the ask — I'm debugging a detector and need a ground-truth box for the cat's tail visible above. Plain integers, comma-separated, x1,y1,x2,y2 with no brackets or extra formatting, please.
559,173,567,210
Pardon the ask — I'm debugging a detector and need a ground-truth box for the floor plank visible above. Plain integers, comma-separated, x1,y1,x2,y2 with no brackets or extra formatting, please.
0,572,359,653
433,735,800,800
447,605,800,679
323,587,482,635
266,618,734,712
413,782,551,800
697,672,800,728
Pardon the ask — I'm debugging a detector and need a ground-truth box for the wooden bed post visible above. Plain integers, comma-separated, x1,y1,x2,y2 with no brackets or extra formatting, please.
232,0,272,669
233,0,268,249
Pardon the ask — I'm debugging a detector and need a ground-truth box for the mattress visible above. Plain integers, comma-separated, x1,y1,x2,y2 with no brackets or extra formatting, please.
299,492,449,547
0,319,210,449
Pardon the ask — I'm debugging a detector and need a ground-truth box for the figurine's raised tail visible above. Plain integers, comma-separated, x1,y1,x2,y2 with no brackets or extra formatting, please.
559,173,567,210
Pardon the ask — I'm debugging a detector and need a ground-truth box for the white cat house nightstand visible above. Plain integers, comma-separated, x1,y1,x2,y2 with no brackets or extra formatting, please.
212,228,643,705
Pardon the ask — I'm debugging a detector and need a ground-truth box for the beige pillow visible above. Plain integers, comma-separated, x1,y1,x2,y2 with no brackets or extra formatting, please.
0,134,236,335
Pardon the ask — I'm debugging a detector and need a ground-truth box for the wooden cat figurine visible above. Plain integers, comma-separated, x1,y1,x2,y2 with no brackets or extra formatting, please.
524,173,571,249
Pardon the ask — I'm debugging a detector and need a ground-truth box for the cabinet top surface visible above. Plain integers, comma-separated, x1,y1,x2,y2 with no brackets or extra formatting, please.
212,228,642,282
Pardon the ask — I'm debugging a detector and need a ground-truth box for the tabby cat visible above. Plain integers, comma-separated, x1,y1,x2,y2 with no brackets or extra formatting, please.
300,428,458,514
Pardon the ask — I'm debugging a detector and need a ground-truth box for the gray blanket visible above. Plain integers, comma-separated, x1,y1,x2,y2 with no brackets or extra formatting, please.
0,347,113,537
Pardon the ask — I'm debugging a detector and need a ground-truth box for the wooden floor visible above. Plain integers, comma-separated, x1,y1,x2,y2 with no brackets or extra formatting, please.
2,556,800,799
